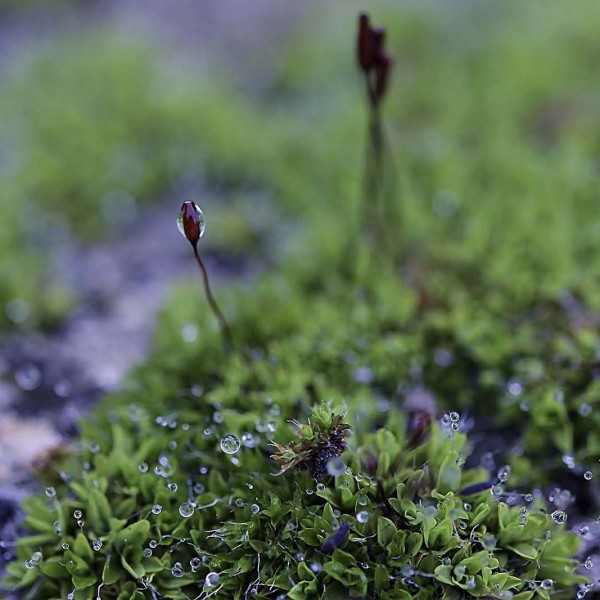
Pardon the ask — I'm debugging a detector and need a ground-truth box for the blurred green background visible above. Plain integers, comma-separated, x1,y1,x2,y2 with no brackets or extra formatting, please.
2,0,600,329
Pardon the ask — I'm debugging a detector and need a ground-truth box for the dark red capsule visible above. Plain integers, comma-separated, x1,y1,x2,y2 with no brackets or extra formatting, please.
357,13,375,71
375,52,393,103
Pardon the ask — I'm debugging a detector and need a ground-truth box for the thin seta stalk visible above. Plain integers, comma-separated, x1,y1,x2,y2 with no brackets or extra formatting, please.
178,201,233,353
191,243,233,352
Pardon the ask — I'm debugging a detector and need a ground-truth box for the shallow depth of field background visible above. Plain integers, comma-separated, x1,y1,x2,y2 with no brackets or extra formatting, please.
1,0,600,489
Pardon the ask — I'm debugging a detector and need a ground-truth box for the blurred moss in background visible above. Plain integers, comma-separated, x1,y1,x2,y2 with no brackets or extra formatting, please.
1,0,600,329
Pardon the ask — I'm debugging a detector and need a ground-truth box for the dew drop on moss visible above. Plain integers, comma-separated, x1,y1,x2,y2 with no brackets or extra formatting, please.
205,572,221,588
306,488,313,495
149,540,158,548
241,432,259,448
250,504,260,514
45,487,56,498
179,502,194,518
92,540,102,551
356,510,369,523
143,548,152,557
497,465,511,483
138,462,148,473
551,510,567,524
190,557,201,571
167,483,178,492
73,510,82,519
584,471,592,480
540,579,553,590
326,457,345,476
235,498,244,507
171,562,184,578
61,543,69,550
151,504,162,515
220,434,241,455
316,483,325,493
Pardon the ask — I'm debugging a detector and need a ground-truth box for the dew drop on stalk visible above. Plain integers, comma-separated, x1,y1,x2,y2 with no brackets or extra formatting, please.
205,572,221,588
92,540,102,551
220,434,241,455
179,502,194,518
177,202,205,241
540,579,553,590
45,487,56,498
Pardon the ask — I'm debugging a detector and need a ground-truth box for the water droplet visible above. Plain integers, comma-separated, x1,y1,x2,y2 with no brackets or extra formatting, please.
193,483,205,495
179,502,194,518
5,299,29,324
54,378,72,398
442,558,451,566
524,493,533,502
151,504,162,515
316,483,325,493
401,565,415,577
61,543,69,550
326,457,345,476
167,483,178,492
205,572,221,588
171,562,184,578
220,435,240,455
45,487,56,498
149,540,158,549
235,498,244,507
310,561,323,574
92,540,102,551
497,465,511,483
306,488,313,495
463,503,471,511
77,519,84,527
562,454,576,469
241,432,259,448
250,504,260,514
181,324,198,343
540,579,553,590
578,403,592,416
584,556,593,569
138,462,148,473
584,471,593,480
507,379,523,396
434,348,454,367
449,411,460,422
73,510,82,519
518,516,527,526
551,510,567,524
453,564,466,577
481,534,496,551
143,548,152,557
15,364,41,391
177,202,205,242
357,510,369,523
451,422,459,431
190,557,202,571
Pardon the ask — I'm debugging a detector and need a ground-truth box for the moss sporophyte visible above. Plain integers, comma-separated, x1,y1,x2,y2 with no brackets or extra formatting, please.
177,201,233,353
